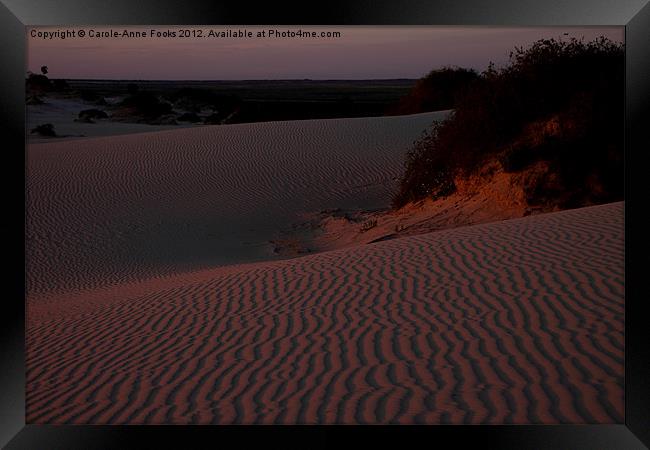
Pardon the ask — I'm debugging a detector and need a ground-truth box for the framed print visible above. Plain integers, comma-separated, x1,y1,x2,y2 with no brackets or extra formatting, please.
1,0,649,448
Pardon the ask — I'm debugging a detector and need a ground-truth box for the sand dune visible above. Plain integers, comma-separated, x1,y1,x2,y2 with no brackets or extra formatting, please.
26,111,446,295
26,202,624,424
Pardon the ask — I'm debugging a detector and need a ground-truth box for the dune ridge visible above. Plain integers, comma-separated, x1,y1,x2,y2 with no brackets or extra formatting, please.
26,201,624,424
26,112,447,296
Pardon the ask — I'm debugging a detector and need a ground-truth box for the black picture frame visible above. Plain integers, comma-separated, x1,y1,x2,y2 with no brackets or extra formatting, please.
2,1,649,448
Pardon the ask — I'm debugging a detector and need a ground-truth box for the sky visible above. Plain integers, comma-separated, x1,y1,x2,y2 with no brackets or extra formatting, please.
27,26,624,80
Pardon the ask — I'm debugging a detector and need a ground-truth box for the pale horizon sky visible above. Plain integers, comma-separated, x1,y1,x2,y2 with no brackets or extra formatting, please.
27,26,624,80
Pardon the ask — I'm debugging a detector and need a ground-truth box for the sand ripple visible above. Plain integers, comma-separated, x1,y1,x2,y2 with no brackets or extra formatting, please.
26,112,445,295
26,202,624,424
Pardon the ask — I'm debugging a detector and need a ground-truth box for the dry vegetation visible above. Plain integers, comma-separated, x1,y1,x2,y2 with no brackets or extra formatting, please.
393,37,624,211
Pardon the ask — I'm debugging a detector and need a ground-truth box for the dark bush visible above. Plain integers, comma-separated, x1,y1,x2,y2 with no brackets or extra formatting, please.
26,95,44,105
388,67,479,115
392,123,456,205
177,112,201,123
393,37,624,209
79,90,107,105
120,92,173,118
77,109,109,123
203,112,225,125
30,123,56,137
25,73,52,93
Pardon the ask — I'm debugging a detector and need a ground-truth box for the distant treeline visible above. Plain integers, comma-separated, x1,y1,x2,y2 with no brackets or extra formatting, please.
28,78,420,124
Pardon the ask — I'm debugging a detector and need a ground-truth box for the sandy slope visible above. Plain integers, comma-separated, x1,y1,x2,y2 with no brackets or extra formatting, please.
26,111,446,295
26,202,624,424
273,160,541,256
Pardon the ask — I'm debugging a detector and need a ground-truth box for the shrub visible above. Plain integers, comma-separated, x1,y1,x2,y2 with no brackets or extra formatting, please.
79,90,107,105
77,109,109,123
177,112,201,123
203,113,224,125
30,123,56,137
26,95,44,105
25,73,52,93
393,37,624,209
389,67,479,114
120,92,173,118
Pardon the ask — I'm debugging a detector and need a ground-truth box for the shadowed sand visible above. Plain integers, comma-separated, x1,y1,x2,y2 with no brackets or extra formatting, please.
26,111,447,295
26,201,624,424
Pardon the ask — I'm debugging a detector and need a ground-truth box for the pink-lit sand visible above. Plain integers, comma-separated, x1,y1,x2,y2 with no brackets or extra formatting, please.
26,114,623,424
